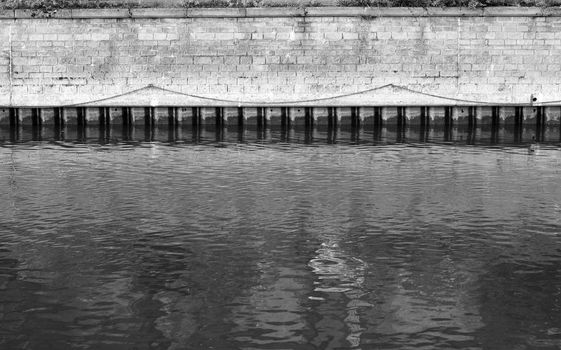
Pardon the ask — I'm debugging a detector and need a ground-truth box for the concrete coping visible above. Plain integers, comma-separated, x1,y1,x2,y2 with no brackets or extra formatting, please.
2,6,561,19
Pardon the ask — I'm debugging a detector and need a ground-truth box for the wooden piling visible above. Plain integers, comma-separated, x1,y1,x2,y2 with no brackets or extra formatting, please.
350,107,357,129
467,106,475,130
327,107,334,129
54,107,63,128
256,107,264,129
397,107,406,130
281,107,288,129
491,106,500,130
192,107,201,128
76,107,85,128
237,107,244,127
444,106,452,130
31,108,41,128
215,107,223,128
9,108,19,128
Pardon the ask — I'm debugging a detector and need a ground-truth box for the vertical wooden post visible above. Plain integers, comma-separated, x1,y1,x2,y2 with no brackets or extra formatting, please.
492,106,500,131
77,107,85,128
281,107,287,129
303,107,309,130
256,107,263,129
98,107,104,127
536,106,545,141
373,107,381,129
467,106,475,130
144,107,150,128
351,107,360,130
9,108,19,141
515,106,522,130
166,107,176,128
237,107,244,128
192,107,200,129
215,107,222,129
31,108,39,128
397,106,406,130
444,106,452,130
9,108,18,128
327,107,334,129
122,107,128,127
54,107,62,129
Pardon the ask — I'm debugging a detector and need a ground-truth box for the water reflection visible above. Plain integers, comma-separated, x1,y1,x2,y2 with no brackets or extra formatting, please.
0,138,560,349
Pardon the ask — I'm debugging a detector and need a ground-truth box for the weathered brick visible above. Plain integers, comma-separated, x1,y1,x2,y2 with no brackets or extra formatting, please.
215,33,234,40
324,32,342,41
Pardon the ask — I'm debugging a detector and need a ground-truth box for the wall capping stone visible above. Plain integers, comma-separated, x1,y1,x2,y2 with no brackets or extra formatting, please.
0,10,15,19
130,8,187,18
2,6,561,19
245,7,306,17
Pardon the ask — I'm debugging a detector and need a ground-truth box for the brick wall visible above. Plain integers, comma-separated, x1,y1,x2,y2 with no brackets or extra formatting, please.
1,7,561,107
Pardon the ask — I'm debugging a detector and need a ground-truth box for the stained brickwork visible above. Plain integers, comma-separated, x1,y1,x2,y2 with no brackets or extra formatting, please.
1,8,561,106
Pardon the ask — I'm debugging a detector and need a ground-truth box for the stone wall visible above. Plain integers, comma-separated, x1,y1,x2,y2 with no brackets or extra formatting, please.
1,7,561,107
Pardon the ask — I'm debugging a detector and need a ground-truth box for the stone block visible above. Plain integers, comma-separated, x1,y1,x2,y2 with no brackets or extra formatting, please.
324,32,342,41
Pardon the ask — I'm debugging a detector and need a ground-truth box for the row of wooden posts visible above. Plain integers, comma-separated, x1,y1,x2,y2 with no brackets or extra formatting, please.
0,106,558,131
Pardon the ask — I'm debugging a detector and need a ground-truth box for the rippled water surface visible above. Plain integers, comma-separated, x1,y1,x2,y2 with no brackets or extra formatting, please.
1,130,561,349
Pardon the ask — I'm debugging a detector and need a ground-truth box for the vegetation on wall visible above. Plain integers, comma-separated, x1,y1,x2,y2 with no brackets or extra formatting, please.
0,0,120,9
1,0,560,10
339,0,561,7
183,0,320,7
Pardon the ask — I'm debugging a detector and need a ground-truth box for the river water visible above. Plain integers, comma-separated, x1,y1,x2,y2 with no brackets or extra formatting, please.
1,128,561,349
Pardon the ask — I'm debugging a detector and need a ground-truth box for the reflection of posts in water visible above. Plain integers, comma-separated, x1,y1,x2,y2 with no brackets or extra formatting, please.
31,108,42,141
351,108,360,144
443,106,452,142
53,107,65,141
308,241,368,349
419,107,429,143
535,106,546,142
228,263,308,348
9,108,20,142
